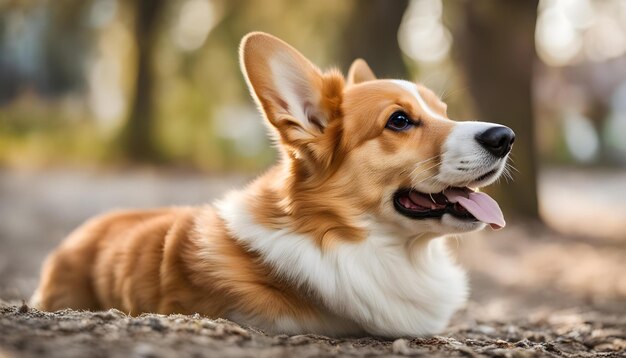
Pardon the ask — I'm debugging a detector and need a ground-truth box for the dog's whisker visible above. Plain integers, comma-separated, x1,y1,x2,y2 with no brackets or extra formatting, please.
409,155,441,176
501,166,515,183
411,162,441,177
438,75,452,100
503,173,511,184
441,86,469,102
409,162,438,177
417,173,441,185
409,158,441,178
506,162,520,174
451,235,462,250
410,163,442,182
505,170,515,182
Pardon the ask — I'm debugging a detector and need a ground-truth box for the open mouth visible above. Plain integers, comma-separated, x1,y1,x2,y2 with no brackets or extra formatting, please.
393,187,505,229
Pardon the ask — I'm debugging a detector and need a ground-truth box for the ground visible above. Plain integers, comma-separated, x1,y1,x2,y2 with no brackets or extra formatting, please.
0,167,625,357
1,303,624,357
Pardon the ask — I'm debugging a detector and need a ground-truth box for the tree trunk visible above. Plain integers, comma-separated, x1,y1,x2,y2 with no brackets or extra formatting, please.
339,0,409,78
449,0,540,220
119,0,164,162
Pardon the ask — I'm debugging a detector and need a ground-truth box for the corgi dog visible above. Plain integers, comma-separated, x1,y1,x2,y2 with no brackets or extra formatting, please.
33,32,514,338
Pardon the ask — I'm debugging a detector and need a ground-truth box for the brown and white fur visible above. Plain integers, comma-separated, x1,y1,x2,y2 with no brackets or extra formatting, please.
33,32,513,338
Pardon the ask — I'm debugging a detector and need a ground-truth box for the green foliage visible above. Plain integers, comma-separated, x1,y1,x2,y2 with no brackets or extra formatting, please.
0,97,112,167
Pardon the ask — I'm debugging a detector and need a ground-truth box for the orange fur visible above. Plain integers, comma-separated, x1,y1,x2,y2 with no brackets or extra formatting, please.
37,206,320,322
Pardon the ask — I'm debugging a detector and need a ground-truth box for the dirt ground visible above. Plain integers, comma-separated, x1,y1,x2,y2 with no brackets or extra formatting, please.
0,167,625,357
1,302,624,358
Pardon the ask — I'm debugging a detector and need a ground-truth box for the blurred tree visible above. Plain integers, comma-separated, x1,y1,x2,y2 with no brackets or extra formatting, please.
0,1,90,104
118,0,165,162
447,0,540,220
339,0,408,78
43,2,91,96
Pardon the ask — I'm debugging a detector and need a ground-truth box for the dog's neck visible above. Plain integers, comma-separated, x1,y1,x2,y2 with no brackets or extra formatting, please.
213,169,469,337
238,161,369,248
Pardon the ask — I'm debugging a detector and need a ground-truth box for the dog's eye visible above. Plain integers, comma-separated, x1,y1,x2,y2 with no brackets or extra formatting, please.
386,111,414,131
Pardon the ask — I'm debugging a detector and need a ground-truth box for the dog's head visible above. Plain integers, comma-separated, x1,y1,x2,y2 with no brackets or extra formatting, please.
240,33,513,238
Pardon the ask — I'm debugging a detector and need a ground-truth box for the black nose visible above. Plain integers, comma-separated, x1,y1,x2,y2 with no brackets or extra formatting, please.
475,126,515,158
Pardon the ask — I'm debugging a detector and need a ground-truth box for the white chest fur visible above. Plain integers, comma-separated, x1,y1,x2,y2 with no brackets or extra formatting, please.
215,191,468,337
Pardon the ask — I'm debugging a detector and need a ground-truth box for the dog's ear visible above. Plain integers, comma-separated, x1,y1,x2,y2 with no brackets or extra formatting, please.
347,59,376,85
240,32,344,165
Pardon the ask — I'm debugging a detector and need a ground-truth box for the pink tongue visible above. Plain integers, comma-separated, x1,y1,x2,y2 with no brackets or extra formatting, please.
443,189,506,230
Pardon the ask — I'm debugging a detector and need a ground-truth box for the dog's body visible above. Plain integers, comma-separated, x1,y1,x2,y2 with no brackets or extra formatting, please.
34,33,514,338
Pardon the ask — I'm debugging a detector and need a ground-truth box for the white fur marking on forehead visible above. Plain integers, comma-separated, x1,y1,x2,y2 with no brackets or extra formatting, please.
391,80,446,121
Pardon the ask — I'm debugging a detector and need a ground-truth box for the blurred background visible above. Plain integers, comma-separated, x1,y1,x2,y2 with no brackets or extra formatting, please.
1,0,625,320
